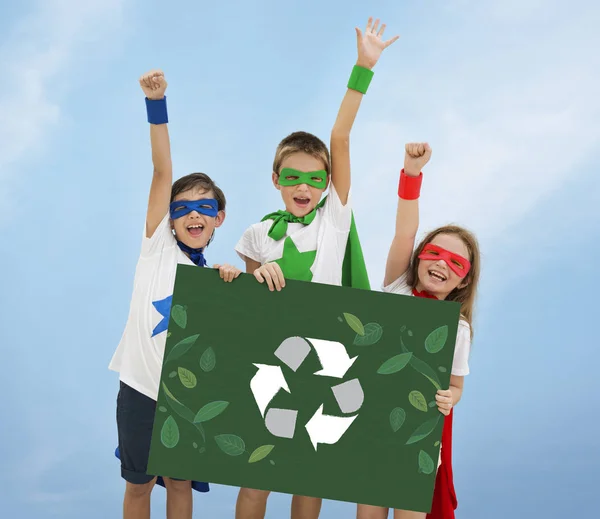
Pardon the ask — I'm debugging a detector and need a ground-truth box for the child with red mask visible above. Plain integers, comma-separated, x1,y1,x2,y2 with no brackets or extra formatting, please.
357,143,481,519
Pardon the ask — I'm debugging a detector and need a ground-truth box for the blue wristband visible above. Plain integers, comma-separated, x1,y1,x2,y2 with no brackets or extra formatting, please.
145,96,168,124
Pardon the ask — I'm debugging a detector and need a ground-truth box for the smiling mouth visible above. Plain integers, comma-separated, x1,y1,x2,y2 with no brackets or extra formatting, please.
293,197,310,208
428,269,447,282
187,224,204,238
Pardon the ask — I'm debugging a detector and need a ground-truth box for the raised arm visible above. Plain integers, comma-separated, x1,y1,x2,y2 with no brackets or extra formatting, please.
383,143,432,286
139,70,172,238
330,17,399,205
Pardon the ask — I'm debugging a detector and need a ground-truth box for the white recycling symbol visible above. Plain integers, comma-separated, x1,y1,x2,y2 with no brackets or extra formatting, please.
250,336,364,450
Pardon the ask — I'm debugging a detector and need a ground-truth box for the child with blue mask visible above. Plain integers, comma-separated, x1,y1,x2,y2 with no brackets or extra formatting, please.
108,69,241,519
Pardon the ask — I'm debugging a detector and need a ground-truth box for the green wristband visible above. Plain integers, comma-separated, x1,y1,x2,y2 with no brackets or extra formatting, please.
347,65,374,94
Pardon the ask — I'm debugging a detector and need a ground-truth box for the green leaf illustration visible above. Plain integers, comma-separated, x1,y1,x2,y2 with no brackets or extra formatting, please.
158,406,167,412
434,441,440,447
215,434,245,456
193,442,198,449
410,356,442,390
400,325,406,332
194,401,229,423
406,415,441,445
161,416,179,449
400,339,441,389
165,334,199,363
337,316,343,322
390,408,406,432
425,325,448,354
418,450,435,475
161,383,196,423
200,347,216,372
178,367,197,389
171,304,187,329
354,323,383,346
428,401,437,408
199,447,206,454
343,313,365,336
194,422,206,442
408,330,413,337
248,445,275,463
438,366,447,373
269,460,276,466
409,390,428,412
169,371,177,378
377,353,413,375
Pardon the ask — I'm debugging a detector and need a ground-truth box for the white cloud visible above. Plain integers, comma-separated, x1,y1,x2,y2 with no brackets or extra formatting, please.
0,0,125,219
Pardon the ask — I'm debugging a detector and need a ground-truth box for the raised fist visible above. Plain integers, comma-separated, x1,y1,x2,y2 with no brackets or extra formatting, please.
139,69,167,100
404,143,432,176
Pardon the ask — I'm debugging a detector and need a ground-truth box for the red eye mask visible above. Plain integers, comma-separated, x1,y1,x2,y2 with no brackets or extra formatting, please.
418,243,471,278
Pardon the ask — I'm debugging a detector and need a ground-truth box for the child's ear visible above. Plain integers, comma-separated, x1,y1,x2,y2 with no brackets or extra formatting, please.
215,210,226,228
272,172,281,190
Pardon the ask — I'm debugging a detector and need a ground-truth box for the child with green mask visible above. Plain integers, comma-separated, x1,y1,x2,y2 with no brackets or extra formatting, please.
234,16,399,519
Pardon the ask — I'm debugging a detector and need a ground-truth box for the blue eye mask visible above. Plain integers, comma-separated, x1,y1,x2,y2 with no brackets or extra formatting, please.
169,199,219,219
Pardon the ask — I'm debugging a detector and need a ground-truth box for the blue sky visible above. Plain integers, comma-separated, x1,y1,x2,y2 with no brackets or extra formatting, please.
1,0,598,517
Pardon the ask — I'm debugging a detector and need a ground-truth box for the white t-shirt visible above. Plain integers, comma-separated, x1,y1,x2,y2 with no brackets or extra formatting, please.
382,273,470,376
109,213,198,400
235,183,352,286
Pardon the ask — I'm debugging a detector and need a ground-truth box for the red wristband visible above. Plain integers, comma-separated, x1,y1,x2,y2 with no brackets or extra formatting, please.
398,169,423,200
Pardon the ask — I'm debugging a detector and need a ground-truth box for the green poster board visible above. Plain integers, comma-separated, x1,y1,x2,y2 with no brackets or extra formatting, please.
147,265,461,512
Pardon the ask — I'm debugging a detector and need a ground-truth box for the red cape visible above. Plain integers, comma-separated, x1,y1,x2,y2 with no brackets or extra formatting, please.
426,408,457,519
411,288,459,518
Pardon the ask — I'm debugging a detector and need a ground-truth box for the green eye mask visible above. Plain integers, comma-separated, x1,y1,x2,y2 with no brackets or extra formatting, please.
278,168,327,189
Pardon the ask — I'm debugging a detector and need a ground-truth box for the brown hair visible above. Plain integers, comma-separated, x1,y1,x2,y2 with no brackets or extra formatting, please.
170,172,226,211
406,225,481,339
272,131,330,175
170,172,226,247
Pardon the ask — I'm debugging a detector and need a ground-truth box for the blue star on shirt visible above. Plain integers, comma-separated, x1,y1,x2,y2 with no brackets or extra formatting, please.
151,295,173,337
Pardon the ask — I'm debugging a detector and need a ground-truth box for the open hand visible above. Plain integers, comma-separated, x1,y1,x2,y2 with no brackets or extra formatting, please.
213,264,241,283
254,262,286,292
404,142,432,176
139,69,167,100
355,17,400,69
435,389,453,416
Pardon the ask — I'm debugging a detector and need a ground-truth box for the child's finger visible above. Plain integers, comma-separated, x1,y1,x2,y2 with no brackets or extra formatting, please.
263,269,275,291
384,35,400,48
266,264,282,291
378,23,386,37
372,18,380,34
273,263,286,288
254,269,265,283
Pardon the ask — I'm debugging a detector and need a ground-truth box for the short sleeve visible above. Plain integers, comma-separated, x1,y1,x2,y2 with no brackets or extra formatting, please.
451,320,471,376
322,182,352,232
381,272,413,296
141,213,175,257
235,224,264,264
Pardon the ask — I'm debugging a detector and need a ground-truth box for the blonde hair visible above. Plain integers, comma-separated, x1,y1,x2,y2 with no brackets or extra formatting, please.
406,225,481,339
272,131,330,175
